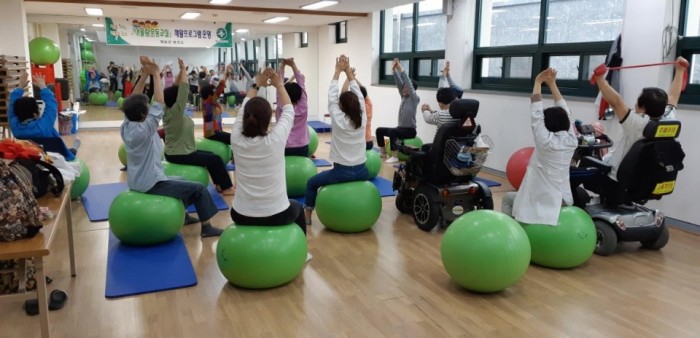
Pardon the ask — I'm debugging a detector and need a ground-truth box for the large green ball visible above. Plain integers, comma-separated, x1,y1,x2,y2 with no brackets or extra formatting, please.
80,50,95,62
79,40,93,51
114,90,122,98
388,137,423,161
117,97,124,109
89,92,108,105
28,37,60,65
196,137,231,164
118,143,127,166
163,161,209,187
365,150,381,179
521,206,596,269
216,224,307,289
307,126,318,157
108,191,184,246
226,95,236,107
70,159,90,200
316,181,381,233
285,156,317,197
441,210,531,293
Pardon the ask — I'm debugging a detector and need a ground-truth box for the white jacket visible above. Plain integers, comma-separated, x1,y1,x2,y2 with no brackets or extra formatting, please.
512,99,578,226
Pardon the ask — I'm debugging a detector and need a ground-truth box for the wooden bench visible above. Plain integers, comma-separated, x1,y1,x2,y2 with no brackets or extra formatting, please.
0,185,76,338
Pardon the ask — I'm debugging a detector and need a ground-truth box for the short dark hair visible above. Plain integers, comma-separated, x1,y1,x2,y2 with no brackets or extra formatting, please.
339,91,362,130
122,94,150,121
436,88,456,105
164,85,179,108
198,71,206,79
285,82,303,104
242,97,272,137
12,97,39,122
637,87,668,119
360,86,368,99
543,107,570,133
411,79,418,91
200,84,215,99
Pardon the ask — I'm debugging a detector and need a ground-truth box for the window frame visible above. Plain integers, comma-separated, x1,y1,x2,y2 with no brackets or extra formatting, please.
472,0,617,98
678,0,700,104
378,2,446,87
300,32,308,48
334,21,348,44
265,36,281,70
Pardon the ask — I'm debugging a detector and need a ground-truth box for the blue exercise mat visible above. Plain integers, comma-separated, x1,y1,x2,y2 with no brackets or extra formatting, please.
81,182,228,222
308,121,331,133
226,159,332,171
105,101,118,108
312,159,332,167
290,177,395,204
105,232,197,298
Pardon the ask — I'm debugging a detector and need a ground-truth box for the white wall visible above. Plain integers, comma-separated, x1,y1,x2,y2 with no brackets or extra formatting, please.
281,31,320,121
0,0,31,61
92,42,220,75
295,0,700,225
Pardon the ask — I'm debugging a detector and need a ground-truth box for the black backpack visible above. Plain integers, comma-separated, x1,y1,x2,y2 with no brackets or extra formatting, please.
11,158,65,198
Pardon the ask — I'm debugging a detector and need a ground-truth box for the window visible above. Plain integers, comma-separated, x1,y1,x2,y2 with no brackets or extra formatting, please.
299,32,308,48
334,21,347,44
379,0,447,85
679,0,700,103
474,0,623,97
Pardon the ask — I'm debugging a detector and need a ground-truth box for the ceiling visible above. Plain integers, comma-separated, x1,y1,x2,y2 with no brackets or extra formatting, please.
24,0,416,31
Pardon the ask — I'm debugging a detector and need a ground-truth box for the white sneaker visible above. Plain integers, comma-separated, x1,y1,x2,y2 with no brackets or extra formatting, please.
385,156,400,164
305,252,313,263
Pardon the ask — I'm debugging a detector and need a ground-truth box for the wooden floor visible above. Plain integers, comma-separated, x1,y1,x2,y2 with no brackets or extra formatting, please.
2,130,700,338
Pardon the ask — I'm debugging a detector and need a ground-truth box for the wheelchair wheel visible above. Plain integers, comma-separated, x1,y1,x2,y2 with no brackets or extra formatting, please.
395,190,412,214
640,225,670,250
594,220,618,256
412,185,441,232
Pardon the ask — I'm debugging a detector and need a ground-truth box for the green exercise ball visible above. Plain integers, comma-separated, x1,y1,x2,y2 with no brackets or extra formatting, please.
70,159,90,200
109,191,185,246
365,150,381,179
216,224,307,289
441,210,531,293
28,37,60,65
80,50,95,62
388,137,423,161
163,162,209,187
89,92,108,105
195,137,231,164
285,156,317,197
521,206,596,269
117,97,124,109
227,95,236,107
118,143,127,166
114,90,122,98
80,40,93,51
316,181,381,233
307,126,318,157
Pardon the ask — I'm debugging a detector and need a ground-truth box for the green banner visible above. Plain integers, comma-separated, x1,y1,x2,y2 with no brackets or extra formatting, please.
106,17,232,48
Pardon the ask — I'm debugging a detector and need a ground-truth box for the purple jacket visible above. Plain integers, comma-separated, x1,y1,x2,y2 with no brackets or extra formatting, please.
275,70,309,148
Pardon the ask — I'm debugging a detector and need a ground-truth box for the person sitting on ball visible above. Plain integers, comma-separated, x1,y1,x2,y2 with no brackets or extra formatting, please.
502,68,577,226
230,68,310,264
9,72,77,160
342,67,373,150
121,56,224,238
162,57,235,195
304,55,368,224
200,65,232,145
275,58,310,157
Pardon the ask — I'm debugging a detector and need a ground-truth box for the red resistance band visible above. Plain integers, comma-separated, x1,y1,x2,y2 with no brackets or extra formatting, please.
590,60,690,91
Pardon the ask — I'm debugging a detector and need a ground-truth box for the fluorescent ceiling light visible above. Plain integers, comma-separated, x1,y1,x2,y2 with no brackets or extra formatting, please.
235,28,249,33
241,38,246,41
84,8,103,16
80,28,86,32
180,12,201,20
209,0,232,4
263,16,290,24
92,23,104,28
301,1,338,10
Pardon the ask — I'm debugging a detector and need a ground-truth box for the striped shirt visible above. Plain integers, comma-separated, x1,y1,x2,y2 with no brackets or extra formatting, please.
422,109,458,127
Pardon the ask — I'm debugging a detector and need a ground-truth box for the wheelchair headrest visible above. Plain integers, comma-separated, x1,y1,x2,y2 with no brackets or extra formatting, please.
643,120,681,139
449,99,479,120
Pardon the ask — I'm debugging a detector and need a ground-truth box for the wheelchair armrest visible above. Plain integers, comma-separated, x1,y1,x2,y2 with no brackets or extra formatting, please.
398,145,424,157
580,156,612,175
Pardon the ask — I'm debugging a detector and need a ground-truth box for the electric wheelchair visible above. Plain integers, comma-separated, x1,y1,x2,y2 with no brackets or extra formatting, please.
570,119,685,256
393,99,493,232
